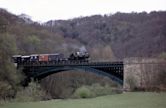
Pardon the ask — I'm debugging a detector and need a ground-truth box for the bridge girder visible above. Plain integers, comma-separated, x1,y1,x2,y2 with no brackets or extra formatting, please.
21,62,123,85
30,66,123,85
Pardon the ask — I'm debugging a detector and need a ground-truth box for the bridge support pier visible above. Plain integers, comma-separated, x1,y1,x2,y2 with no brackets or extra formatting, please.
123,58,166,91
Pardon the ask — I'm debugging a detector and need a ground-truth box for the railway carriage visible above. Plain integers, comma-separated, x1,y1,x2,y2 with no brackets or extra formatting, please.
12,51,90,64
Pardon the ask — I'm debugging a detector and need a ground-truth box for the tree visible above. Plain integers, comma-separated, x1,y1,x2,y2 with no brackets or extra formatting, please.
0,33,21,99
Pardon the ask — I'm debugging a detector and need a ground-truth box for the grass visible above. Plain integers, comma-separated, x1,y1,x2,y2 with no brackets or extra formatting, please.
0,92,166,108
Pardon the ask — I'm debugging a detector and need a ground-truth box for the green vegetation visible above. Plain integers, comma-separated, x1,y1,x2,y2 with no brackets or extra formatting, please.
41,72,119,99
0,33,21,100
1,92,166,108
14,81,51,102
158,52,166,59
126,75,137,91
73,86,93,98
72,83,121,98
0,8,166,101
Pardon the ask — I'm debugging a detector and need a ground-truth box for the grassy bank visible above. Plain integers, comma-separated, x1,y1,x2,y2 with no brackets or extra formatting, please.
1,92,166,108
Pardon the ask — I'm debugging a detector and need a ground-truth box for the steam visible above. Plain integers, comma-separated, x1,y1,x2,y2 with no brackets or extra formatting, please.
62,43,87,52
79,46,87,52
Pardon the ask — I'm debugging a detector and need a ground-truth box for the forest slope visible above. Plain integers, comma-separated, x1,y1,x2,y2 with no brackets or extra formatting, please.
45,11,166,58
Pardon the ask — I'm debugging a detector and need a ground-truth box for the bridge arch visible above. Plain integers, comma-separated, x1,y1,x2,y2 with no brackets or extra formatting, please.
33,66,123,85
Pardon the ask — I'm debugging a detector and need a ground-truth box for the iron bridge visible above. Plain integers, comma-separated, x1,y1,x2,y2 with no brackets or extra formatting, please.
17,61,124,85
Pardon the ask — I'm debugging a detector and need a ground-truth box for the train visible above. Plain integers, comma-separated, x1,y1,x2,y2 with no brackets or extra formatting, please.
12,51,90,64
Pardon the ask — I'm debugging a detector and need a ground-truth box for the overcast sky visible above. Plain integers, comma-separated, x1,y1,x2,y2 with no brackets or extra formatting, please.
0,0,166,22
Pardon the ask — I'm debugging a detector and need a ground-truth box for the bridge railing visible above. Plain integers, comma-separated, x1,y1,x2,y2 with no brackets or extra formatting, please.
18,61,123,67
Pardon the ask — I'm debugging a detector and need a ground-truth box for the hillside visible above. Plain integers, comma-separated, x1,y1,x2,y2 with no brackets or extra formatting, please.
0,9,83,56
0,9,115,99
1,9,166,59
0,9,115,60
45,11,166,58
0,8,166,99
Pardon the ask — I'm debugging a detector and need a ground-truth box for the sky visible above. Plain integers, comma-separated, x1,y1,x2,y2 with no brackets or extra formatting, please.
0,0,166,22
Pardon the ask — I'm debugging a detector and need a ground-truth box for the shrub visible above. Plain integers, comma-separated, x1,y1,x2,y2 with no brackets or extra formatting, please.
158,52,166,59
72,83,122,98
90,83,122,96
126,76,137,91
15,81,51,102
72,86,94,98
41,71,120,99
0,81,15,100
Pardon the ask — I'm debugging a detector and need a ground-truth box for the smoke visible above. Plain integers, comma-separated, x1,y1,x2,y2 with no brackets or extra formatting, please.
79,46,87,52
62,43,87,52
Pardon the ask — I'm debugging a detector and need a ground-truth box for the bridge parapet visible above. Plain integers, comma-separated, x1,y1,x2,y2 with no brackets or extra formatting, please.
19,61,123,67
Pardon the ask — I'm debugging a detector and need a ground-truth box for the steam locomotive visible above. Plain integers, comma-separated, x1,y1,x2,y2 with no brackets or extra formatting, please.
12,51,90,64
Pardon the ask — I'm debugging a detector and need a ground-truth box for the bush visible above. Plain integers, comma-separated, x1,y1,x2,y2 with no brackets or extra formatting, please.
72,83,122,98
15,81,51,102
91,83,122,96
41,71,120,99
72,86,94,98
0,81,15,100
126,76,137,91
158,52,166,59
